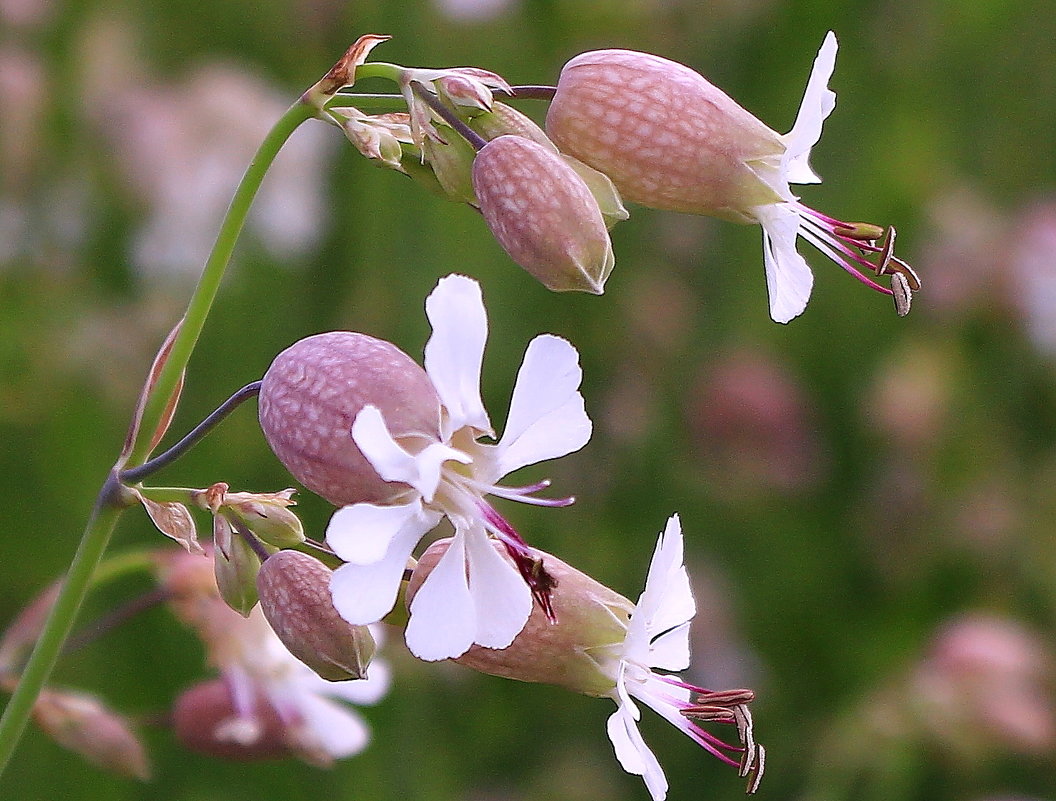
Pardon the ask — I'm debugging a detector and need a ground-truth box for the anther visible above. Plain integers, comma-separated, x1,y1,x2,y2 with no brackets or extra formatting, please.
891,271,912,317
744,743,765,794
834,221,885,241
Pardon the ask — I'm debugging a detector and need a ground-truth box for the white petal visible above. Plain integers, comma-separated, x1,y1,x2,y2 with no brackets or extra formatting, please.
465,531,533,649
625,516,695,670
423,274,493,438
352,405,469,501
405,533,476,660
647,623,692,673
224,664,257,720
329,520,426,625
640,516,695,637
755,203,814,324
606,697,669,801
325,499,436,565
494,334,593,476
782,31,838,185
295,692,371,758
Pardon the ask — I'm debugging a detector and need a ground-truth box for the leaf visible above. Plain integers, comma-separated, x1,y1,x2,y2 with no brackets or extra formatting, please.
303,34,392,107
136,492,201,553
118,317,186,468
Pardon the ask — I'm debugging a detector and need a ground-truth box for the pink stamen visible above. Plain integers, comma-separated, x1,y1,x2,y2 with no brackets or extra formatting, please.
799,217,894,294
796,203,910,296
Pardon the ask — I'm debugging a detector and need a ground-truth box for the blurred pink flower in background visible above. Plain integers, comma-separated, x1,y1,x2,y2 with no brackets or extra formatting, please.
687,347,825,497
80,17,332,278
916,187,1009,318
911,613,1056,756
1009,200,1056,356
0,43,47,265
0,0,49,28
433,0,519,21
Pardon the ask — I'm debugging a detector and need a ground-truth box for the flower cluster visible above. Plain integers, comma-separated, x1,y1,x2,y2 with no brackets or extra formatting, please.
4,27,932,801
253,273,762,798
309,31,917,322
259,274,591,661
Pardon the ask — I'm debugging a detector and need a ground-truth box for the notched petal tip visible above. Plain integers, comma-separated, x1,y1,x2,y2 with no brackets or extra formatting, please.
782,31,839,185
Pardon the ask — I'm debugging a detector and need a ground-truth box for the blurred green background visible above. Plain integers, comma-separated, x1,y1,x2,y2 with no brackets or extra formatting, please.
2,0,1055,798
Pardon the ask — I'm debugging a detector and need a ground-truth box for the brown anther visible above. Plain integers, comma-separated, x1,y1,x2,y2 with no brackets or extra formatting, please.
889,256,922,291
733,705,755,770
743,743,765,794
681,705,736,722
876,225,896,275
695,688,756,706
682,688,755,721
891,271,912,317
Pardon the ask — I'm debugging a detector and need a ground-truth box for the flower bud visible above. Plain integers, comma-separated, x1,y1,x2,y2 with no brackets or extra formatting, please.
257,550,376,681
546,49,785,220
258,332,443,507
172,679,290,761
422,128,479,205
226,490,305,548
213,515,261,617
408,538,633,696
33,688,150,780
336,110,409,171
472,135,614,294
468,102,556,150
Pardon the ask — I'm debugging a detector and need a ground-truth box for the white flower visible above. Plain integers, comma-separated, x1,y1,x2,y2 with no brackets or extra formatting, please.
546,32,919,324
747,31,918,322
327,274,592,661
218,609,391,765
601,516,762,801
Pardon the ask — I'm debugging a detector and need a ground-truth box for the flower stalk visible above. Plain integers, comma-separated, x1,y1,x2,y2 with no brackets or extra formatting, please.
0,97,316,780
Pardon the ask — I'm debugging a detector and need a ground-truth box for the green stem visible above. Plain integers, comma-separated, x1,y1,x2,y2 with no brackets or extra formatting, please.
353,62,405,82
134,486,200,505
0,98,315,779
326,92,405,111
127,100,314,468
0,475,129,775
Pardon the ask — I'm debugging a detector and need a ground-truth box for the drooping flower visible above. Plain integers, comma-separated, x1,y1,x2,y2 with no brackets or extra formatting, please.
160,548,390,765
411,516,763,800
212,609,390,765
604,516,763,799
546,32,919,323
257,274,591,661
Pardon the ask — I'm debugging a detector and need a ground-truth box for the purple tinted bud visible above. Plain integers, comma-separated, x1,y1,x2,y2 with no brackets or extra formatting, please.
257,550,376,681
472,135,614,294
259,332,442,507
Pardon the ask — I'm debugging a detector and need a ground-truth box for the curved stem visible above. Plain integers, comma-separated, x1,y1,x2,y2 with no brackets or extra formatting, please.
326,92,406,111
126,101,313,468
0,474,130,775
409,81,488,151
507,85,557,100
0,98,315,780
353,61,405,82
121,381,262,484
63,588,171,655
